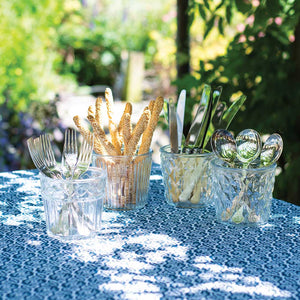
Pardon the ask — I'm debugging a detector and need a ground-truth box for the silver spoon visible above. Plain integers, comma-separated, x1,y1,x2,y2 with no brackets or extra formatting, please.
211,129,237,165
260,133,283,166
236,129,261,167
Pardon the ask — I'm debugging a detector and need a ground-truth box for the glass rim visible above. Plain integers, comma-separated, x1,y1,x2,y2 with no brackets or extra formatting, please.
211,157,277,173
159,144,213,157
39,166,106,183
92,148,153,159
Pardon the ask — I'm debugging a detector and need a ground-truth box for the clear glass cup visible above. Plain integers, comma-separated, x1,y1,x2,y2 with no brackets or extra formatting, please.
160,145,214,208
210,158,276,226
92,150,152,210
40,167,106,240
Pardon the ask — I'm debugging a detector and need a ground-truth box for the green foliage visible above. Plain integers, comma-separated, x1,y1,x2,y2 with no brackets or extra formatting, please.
57,18,122,86
185,0,300,204
0,0,68,110
0,0,74,171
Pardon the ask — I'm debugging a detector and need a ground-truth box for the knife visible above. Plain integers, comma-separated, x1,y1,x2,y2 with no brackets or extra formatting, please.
176,89,186,147
220,94,247,129
169,98,178,153
185,84,211,147
194,89,214,149
199,86,223,149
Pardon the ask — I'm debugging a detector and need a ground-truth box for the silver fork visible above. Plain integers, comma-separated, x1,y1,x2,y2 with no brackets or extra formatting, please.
27,136,61,178
62,129,78,178
73,134,94,179
39,134,62,177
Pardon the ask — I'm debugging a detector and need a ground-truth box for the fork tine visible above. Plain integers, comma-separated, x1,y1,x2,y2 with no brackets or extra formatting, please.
28,137,43,170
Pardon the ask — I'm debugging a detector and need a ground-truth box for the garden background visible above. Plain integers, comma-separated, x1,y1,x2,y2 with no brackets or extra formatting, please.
0,0,299,205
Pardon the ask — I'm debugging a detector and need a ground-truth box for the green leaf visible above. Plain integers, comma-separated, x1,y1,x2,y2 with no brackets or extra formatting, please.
203,15,216,39
218,17,224,35
266,0,282,17
203,0,210,10
198,4,207,20
225,5,232,24
270,29,290,46
234,0,251,14
216,0,226,11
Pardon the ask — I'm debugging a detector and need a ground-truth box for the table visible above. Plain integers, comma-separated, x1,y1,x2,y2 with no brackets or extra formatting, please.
0,165,299,300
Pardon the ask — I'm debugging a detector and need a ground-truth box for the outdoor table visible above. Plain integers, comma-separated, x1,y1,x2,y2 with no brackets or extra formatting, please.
0,165,299,299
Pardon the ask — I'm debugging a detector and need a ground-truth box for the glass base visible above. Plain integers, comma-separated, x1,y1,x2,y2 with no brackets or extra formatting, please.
169,201,206,209
47,230,96,241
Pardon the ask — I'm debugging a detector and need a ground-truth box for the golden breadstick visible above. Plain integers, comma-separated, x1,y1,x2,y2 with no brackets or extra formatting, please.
118,102,132,136
73,115,105,154
110,122,122,155
148,100,155,114
138,96,164,155
95,97,104,127
121,113,131,154
88,105,95,118
87,115,118,156
125,109,151,156
105,88,122,154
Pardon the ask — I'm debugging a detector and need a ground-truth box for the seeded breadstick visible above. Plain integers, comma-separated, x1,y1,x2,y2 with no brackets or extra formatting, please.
87,115,118,156
148,100,155,114
118,102,132,136
138,96,164,155
121,113,131,154
73,115,105,154
88,105,95,118
125,109,151,156
105,88,122,154
95,97,104,127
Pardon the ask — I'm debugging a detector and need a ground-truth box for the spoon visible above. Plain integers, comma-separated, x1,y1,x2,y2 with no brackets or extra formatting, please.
260,133,283,166
236,129,262,167
211,129,237,165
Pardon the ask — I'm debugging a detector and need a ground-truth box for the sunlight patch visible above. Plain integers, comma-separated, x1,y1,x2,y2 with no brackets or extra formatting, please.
293,216,300,225
150,174,162,180
179,281,292,298
27,240,42,246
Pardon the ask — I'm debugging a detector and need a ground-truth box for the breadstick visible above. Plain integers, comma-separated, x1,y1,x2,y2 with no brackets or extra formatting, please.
95,97,104,127
138,96,164,155
88,105,95,118
121,113,132,154
125,109,151,156
73,115,105,154
87,115,118,156
105,88,122,154
148,100,155,114
118,102,132,136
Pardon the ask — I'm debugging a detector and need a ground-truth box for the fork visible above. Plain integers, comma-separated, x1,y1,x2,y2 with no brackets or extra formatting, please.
73,134,94,179
61,129,78,178
27,136,62,178
39,134,62,177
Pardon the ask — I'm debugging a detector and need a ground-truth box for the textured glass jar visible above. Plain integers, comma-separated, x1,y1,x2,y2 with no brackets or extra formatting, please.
211,158,276,226
40,168,106,240
160,145,214,208
93,150,152,210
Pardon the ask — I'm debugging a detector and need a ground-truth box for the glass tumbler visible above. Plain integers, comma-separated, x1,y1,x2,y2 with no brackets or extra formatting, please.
160,145,214,208
93,150,152,210
40,167,106,240
211,158,276,226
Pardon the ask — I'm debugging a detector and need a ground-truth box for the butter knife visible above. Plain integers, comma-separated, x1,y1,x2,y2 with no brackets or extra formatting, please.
176,89,186,147
185,84,211,147
169,98,178,153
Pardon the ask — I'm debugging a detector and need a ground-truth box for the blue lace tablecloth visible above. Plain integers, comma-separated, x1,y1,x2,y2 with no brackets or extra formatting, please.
0,166,299,300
